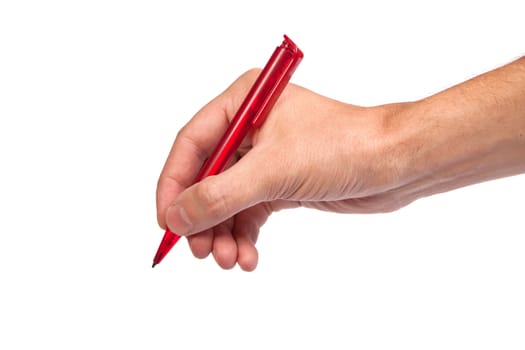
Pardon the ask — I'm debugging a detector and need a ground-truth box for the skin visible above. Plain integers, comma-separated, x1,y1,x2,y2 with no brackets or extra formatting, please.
156,57,525,271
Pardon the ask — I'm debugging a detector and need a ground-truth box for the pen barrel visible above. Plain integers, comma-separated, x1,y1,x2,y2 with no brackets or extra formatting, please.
195,35,303,181
152,36,303,267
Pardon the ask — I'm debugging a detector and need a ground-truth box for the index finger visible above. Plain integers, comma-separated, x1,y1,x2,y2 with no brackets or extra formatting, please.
156,70,259,229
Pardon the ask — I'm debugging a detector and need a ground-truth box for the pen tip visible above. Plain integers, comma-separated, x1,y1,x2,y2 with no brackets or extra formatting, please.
152,263,157,268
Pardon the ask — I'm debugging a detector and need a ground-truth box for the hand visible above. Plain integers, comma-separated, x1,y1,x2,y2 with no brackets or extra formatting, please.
156,69,408,271
157,57,525,271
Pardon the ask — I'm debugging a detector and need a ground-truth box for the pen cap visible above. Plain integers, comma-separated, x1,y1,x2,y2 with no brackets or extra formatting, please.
250,35,303,128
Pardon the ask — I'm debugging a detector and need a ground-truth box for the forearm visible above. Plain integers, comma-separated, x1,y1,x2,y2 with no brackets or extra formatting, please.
392,57,525,200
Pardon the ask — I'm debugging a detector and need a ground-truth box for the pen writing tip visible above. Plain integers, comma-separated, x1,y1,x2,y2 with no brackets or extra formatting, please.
152,263,157,268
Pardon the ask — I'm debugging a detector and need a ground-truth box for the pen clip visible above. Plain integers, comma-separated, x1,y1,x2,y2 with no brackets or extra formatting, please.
251,35,303,129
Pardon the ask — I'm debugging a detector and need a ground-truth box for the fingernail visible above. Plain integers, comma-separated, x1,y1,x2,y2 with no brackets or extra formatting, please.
168,205,193,236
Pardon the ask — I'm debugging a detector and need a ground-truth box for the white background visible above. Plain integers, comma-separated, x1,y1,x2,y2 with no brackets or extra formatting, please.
1,1,524,349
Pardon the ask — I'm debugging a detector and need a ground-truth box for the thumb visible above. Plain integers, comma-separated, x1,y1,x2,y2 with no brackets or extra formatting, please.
165,150,277,236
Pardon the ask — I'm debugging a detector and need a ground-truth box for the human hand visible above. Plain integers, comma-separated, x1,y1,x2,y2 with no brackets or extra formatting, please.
157,57,525,271
156,69,409,271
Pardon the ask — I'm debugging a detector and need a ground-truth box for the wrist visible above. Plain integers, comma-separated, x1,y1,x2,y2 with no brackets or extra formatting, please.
380,77,525,202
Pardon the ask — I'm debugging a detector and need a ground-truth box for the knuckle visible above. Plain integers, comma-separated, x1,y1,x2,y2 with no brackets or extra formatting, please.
196,179,230,222
243,68,261,81
237,68,261,90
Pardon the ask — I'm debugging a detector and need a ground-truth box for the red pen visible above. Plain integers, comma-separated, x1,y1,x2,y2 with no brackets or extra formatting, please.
152,35,304,267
